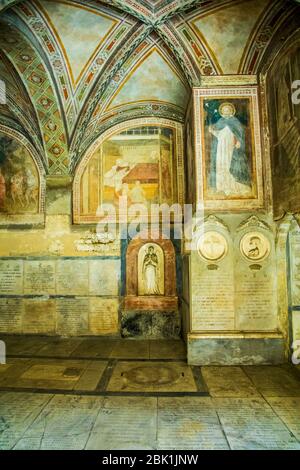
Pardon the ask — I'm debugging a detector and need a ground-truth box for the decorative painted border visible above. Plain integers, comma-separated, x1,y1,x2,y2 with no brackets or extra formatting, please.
0,124,46,214
200,75,258,87
73,117,185,224
193,86,265,211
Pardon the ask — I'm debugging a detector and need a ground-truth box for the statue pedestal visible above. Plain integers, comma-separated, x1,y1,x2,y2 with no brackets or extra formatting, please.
124,295,178,311
121,308,180,339
123,232,179,338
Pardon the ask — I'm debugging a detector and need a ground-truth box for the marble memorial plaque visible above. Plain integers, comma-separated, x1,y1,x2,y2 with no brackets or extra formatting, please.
214,397,300,450
0,299,23,333
243,366,300,397
267,397,300,440
292,310,300,343
89,298,119,334
235,266,278,331
0,260,23,295
24,261,56,295
56,260,89,295
157,397,229,450
290,230,300,306
89,260,120,296
22,395,102,450
191,254,235,331
86,397,157,450
0,392,52,450
201,366,259,397
22,299,56,334
56,298,89,336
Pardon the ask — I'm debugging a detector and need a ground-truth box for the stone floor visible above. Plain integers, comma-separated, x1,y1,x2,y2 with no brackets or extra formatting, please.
0,336,300,450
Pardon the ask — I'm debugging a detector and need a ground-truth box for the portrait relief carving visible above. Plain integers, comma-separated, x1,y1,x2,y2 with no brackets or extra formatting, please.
197,231,228,262
240,231,271,262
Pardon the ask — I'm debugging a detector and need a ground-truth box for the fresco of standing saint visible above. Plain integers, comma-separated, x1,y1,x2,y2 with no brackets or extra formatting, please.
206,101,252,198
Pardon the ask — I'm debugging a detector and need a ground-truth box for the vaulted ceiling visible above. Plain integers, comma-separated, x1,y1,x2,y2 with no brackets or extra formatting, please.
0,0,299,174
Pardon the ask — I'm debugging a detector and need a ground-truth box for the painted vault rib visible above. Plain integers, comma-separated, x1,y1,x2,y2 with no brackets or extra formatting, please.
0,21,69,174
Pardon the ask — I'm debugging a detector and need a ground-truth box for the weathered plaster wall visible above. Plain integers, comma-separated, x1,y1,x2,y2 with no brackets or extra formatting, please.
0,178,122,336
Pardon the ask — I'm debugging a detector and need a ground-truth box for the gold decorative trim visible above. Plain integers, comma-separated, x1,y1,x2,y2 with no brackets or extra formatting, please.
200,75,258,87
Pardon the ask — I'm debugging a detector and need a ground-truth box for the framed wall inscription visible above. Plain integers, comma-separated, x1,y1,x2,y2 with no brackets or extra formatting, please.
194,87,264,210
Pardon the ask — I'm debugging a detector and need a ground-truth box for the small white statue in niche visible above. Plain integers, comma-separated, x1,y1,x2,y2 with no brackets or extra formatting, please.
138,243,164,296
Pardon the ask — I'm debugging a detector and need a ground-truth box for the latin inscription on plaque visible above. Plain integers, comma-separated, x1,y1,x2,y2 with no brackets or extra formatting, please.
23,299,56,334
215,398,300,450
292,311,300,343
24,261,56,295
290,230,300,306
191,255,235,331
0,298,23,333
56,260,89,296
89,298,119,334
89,260,120,296
0,260,23,295
235,267,278,331
56,298,89,336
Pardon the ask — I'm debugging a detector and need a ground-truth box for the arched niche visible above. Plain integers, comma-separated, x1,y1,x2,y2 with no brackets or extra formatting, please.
73,118,184,224
125,229,177,311
138,242,165,296
0,125,45,223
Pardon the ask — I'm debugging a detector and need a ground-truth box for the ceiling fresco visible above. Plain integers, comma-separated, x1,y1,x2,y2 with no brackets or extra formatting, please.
0,0,299,174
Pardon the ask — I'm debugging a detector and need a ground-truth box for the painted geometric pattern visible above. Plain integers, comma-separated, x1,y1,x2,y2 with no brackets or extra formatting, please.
78,40,189,161
70,23,153,159
12,1,133,133
0,53,44,155
178,23,218,75
0,21,69,174
0,0,17,11
13,1,75,134
76,101,185,168
157,22,202,85
239,0,298,73
82,38,154,146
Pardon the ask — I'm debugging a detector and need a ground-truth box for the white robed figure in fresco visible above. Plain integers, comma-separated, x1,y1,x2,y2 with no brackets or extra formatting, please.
142,246,161,295
208,102,252,196
104,158,132,196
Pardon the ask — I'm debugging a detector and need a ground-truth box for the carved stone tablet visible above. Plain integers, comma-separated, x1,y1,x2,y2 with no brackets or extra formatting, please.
197,231,228,262
240,232,270,262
